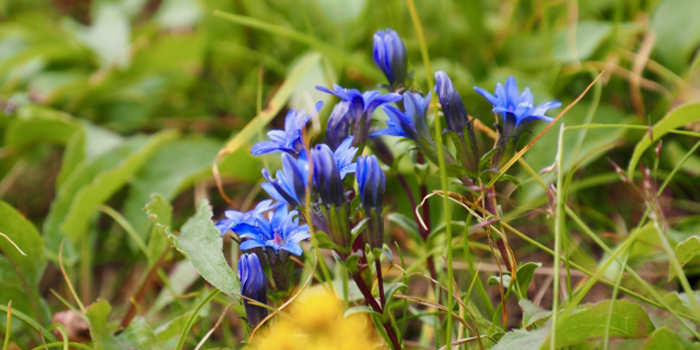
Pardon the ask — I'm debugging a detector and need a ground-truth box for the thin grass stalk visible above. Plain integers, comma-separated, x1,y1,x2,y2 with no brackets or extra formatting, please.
550,123,566,350
405,1,455,347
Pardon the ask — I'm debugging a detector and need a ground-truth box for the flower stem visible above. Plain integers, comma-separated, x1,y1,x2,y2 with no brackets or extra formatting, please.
352,272,401,350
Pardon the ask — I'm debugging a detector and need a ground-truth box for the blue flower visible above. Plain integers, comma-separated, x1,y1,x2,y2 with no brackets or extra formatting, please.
373,91,433,144
251,101,322,156
238,253,268,328
311,143,345,207
332,136,358,179
215,200,278,236
474,76,561,128
434,71,469,134
317,84,401,148
373,28,408,88
261,153,309,208
357,155,385,213
356,155,386,249
239,206,310,256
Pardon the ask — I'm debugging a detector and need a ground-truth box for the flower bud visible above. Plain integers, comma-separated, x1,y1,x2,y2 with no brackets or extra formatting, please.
373,28,408,89
356,155,386,249
238,253,268,328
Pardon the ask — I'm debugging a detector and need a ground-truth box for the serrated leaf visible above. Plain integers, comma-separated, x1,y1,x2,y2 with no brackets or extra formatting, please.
669,236,700,281
628,102,700,176
145,194,173,268
167,199,239,299
86,300,167,350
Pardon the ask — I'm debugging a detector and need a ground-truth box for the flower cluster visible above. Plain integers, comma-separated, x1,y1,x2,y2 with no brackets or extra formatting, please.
217,27,560,335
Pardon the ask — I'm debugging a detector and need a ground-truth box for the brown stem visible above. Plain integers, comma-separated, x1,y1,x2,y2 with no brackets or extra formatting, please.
375,259,386,308
352,272,401,350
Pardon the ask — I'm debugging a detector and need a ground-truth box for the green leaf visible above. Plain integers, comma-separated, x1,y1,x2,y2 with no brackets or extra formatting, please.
44,131,177,262
4,105,80,149
553,21,611,63
344,306,382,318
669,236,700,281
628,102,700,176
86,300,167,350
540,300,654,349
651,0,700,72
86,300,122,350
145,194,173,268
641,326,699,350
519,299,551,328
167,199,239,299
0,201,46,322
387,212,421,243
495,300,654,350
124,136,261,251
515,262,542,296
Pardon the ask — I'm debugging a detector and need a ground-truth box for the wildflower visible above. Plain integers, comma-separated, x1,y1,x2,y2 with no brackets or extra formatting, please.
252,291,379,350
261,153,309,208
473,76,561,167
317,84,401,148
356,155,385,249
215,199,278,236
311,144,345,207
251,102,322,156
373,91,433,143
373,28,408,89
238,253,268,328
473,76,561,130
239,205,310,257
434,71,479,172
311,143,354,249
332,136,358,179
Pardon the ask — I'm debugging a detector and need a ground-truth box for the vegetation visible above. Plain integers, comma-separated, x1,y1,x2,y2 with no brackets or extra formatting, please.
1,0,700,349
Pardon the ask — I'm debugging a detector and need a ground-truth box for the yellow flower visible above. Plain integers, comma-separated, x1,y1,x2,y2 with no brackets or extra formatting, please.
251,290,382,350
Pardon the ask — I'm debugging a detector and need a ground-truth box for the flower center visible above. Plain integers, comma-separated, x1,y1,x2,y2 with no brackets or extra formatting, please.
273,233,283,245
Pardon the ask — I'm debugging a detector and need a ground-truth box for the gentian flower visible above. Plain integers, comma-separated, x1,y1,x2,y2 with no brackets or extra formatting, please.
434,71,479,172
474,76,561,167
434,71,468,135
373,91,433,144
317,84,401,148
311,144,345,207
251,101,322,156
330,136,358,179
216,199,278,236
239,205,310,257
473,76,561,130
373,28,408,89
238,253,268,328
261,153,309,208
356,155,385,249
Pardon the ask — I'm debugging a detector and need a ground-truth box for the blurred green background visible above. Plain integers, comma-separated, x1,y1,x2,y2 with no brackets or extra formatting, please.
1,0,700,346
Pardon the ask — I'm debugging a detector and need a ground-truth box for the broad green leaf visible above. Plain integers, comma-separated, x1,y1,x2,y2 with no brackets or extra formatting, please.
628,102,700,176
4,105,80,148
167,199,240,299
86,300,167,350
123,137,259,246
316,0,367,22
495,300,654,350
44,131,177,262
519,299,551,328
641,327,698,350
669,236,700,281
515,262,542,296
0,257,46,324
553,21,611,63
539,300,655,349
0,201,45,288
86,300,122,350
651,0,700,72
70,2,131,67
117,317,167,350
145,194,173,268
